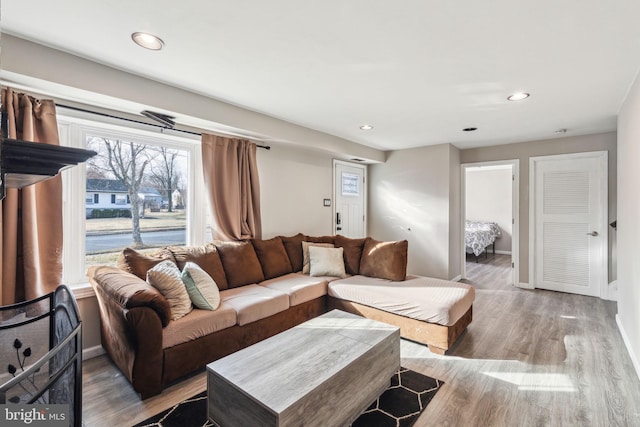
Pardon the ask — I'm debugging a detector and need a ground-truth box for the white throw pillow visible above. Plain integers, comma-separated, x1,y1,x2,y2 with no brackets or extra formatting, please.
308,246,346,278
301,241,334,274
146,260,193,320
181,262,221,311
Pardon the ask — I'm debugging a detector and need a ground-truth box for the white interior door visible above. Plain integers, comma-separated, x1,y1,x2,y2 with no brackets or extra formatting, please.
334,161,366,238
530,152,607,297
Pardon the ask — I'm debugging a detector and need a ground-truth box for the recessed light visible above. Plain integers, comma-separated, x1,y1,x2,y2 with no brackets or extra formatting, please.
359,124,374,130
463,127,478,132
131,32,165,50
507,92,530,101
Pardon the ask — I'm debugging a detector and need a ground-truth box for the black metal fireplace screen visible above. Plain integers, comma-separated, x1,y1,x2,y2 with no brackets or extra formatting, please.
0,285,82,427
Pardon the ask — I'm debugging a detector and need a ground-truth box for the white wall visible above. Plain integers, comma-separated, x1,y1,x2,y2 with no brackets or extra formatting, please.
368,143,460,280
465,167,513,253
258,144,335,238
616,69,640,378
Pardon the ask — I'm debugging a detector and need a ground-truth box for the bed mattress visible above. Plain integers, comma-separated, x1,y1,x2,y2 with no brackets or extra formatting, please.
328,274,475,326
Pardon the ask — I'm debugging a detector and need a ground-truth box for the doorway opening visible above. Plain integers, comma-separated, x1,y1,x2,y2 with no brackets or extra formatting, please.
461,160,519,287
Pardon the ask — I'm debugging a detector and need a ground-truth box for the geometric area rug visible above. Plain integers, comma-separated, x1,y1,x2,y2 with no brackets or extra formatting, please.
133,367,443,427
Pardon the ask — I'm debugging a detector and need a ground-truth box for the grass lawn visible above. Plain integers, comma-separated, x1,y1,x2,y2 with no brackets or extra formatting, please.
86,210,186,233
84,210,189,269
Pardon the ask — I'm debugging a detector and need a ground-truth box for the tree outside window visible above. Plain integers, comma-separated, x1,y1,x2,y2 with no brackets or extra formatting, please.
85,136,188,268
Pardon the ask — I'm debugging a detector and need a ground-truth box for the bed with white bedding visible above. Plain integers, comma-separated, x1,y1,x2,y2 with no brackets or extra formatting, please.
465,220,501,257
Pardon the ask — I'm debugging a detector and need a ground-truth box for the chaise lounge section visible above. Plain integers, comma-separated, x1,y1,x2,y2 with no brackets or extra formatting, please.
89,234,474,398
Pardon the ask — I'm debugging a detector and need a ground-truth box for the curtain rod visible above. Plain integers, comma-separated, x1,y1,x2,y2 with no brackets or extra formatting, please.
55,103,271,150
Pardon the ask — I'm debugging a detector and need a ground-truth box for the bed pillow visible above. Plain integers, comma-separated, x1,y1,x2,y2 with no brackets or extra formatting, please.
301,241,334,274
146,260,192,320
309,246,346,278
181,262,221,311
359,238,408,281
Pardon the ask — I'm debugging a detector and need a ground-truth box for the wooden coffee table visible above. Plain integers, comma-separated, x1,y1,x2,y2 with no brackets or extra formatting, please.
207,309,400,427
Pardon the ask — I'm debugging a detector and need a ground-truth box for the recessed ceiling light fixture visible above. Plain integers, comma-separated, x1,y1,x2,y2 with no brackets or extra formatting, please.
507,92,530,101
359,124,374,130
463,127,478,132
131,32,165,50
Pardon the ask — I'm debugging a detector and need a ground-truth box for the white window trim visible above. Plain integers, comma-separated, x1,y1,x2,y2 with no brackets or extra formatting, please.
58,113,207,295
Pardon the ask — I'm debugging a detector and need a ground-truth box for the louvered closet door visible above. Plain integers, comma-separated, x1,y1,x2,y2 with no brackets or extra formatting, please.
532,152,607,296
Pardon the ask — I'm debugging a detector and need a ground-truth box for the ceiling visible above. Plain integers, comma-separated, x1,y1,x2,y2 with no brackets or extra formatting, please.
2,0,640,151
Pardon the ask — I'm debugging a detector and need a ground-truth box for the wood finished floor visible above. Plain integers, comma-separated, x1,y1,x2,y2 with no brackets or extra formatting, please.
82,254,640,426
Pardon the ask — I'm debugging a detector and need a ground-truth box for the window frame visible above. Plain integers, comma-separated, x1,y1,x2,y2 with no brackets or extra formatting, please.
58,113,208,290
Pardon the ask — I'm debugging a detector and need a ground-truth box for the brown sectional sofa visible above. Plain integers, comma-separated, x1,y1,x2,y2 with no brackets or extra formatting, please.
89,234,474,398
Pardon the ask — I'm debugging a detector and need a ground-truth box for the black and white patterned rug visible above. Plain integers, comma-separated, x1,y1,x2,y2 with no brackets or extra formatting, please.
134,367,443,427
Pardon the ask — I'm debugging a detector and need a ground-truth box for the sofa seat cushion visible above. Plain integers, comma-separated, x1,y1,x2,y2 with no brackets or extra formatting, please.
328,275,475,326
220,285,290,326
162,303,237,349
258,273,329,306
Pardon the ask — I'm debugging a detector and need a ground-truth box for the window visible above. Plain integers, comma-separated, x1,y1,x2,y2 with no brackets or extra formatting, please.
59,114,208,286
341,172,360,196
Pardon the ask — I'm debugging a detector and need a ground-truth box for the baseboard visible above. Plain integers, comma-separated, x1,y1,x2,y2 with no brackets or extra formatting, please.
450,275,462,282
518,282,534,289
494,250,512,255
607,280,618,301
82,345,105,360
616,314,640,382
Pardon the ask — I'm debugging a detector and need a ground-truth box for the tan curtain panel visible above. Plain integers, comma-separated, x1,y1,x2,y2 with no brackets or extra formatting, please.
1,87,63,304
201,134,262,241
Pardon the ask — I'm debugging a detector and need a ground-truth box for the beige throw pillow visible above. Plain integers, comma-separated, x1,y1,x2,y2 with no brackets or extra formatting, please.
146,260,192,320
181,262,221,311
308,246,346,278
301,241,334,274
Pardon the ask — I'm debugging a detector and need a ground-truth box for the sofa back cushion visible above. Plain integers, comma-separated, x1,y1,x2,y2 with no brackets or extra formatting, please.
251,237,293,280
214,240,265,288
117,247,176,280
278,233,305,272
334,235,367,275
359,238,408,281
305,235,336,245
168,244,229,290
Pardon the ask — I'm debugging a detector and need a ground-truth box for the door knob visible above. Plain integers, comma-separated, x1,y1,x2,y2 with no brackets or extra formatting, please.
586,231,599,236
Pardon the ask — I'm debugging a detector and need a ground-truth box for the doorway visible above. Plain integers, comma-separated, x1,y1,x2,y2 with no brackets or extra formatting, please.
461,160,519,287
333,160,366,238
